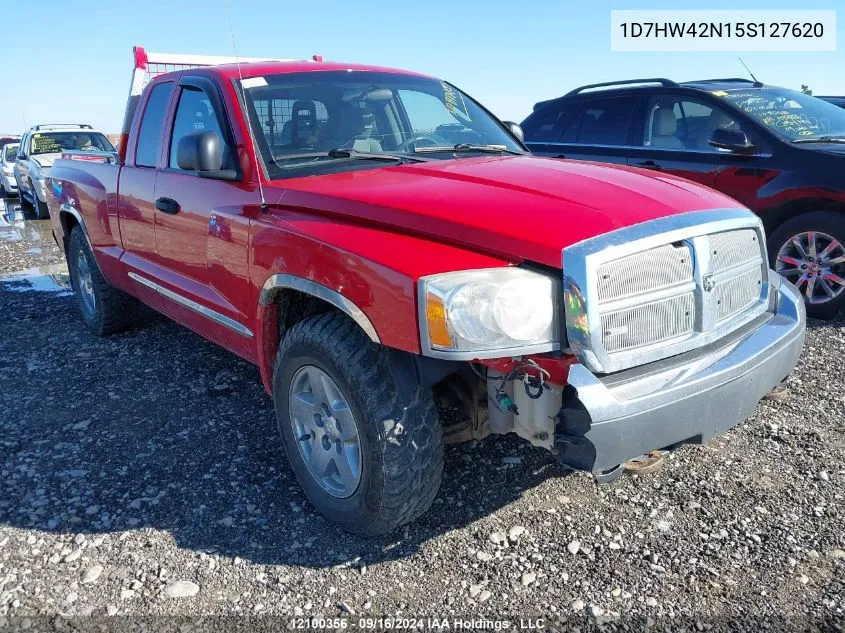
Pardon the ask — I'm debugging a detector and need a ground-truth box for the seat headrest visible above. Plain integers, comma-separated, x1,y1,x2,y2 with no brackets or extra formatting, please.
653,108,678,136
708,109,734,129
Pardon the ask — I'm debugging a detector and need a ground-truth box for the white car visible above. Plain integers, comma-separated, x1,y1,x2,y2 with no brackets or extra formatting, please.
14,124,115,218
1,142,18,197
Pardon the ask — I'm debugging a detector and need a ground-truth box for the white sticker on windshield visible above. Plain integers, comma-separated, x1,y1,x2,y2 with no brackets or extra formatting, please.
241,77,268,89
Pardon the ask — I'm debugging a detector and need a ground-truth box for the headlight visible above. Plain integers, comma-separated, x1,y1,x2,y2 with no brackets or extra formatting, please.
419,268,560,358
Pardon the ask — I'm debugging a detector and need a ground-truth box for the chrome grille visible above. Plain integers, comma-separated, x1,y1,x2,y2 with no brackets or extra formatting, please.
710,229,761,272
596,243,693,303
715,266,763,323
563,211,771,373
601,293,695,353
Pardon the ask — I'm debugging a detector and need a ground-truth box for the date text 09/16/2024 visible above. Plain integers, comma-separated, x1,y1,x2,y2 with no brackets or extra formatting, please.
289,617,547,630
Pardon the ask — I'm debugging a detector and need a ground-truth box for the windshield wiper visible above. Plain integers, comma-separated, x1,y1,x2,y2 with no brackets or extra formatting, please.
792,136,845,144
413,143,527,155
275,148,428,166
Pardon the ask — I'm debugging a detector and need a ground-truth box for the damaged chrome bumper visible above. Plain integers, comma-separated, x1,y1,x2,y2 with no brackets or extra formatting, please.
555,273,806,474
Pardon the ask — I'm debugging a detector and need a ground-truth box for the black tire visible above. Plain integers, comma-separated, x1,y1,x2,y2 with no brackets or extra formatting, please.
767,211,845,319
67,226,142,335
273,312,443,535
34,194,49,219
17,179,33,209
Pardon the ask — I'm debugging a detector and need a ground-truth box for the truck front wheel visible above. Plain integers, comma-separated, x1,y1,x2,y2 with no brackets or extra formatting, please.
68,226,142,335
273,312,443,535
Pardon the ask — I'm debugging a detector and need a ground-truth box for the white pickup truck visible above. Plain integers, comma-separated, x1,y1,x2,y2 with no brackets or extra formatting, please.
14,124,116,218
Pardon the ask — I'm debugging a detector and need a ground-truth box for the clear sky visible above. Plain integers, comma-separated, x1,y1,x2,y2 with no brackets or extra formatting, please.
2,0,842,134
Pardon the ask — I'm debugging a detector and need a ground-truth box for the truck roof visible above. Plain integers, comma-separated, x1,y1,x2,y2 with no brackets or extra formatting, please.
159,60,432,81
118,46,432,161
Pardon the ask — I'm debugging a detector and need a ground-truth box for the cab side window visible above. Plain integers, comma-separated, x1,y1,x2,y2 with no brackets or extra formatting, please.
135,82,174,168
641,96,748,152
169,87,228,170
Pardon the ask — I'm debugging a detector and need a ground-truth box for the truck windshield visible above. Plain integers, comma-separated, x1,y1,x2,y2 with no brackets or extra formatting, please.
4,145,17,162
717,88,845,142
30,132,115,155
238,71,524,178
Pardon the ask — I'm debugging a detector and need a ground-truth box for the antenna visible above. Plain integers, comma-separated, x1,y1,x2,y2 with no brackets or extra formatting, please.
225,0,267,211
738,57,762,86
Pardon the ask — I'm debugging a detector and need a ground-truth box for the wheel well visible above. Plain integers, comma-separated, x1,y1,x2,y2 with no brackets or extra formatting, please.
60,211,79,253
275,288,340,340
261,288,463,398
761,198,845,238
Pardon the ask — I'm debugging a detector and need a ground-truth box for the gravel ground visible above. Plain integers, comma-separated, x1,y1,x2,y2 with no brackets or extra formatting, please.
0,202,844,632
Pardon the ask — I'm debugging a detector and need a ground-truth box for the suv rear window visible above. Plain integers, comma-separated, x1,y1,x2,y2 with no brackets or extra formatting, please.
575,97,635,145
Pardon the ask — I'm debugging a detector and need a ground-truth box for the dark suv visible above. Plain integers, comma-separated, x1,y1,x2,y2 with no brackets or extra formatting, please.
819,96,845,110
522,78,845,318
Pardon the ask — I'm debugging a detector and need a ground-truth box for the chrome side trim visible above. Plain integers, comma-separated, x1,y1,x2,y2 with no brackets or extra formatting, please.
563,208,770,374
128,272,254,338
259,274,380,344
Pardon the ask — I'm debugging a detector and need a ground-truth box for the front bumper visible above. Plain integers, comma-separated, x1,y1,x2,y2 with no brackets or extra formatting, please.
556,274,806,474
1,173,17,194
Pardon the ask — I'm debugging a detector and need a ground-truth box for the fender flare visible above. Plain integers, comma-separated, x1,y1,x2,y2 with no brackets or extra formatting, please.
58,203,92,249
258,274,380,344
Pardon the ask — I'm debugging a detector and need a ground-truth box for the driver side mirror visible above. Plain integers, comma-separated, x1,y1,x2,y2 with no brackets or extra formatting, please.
503,121,525,143
708,128,757,154
176,131,238,181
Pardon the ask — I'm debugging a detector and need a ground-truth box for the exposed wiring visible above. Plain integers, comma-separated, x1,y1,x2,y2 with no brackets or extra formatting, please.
472,359,557,413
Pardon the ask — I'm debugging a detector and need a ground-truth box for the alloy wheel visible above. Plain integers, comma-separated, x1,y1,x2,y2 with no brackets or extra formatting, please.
776,230,845,305
75,248,96,316
288,365,362,498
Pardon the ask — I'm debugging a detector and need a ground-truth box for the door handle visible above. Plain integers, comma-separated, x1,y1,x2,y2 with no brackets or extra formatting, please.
155,197,180,214
635,160,661,170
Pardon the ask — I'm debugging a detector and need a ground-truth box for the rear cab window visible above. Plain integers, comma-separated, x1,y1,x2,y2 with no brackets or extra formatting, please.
251,96,329,150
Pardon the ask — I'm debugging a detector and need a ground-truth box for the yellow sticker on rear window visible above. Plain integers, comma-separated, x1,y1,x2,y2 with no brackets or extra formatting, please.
711,90,729,97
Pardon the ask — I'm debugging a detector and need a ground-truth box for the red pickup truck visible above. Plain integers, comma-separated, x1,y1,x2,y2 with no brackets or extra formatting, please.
46,47,806,535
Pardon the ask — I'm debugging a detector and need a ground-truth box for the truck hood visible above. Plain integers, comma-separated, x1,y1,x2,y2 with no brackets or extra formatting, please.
274,155,747,268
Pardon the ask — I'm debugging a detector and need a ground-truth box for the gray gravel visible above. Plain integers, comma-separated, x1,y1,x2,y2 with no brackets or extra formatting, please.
1,203,844,631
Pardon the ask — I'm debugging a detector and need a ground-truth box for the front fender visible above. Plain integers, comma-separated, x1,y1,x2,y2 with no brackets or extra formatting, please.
248,210,510,392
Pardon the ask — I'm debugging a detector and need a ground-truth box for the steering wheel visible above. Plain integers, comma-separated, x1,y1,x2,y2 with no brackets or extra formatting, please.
397,135,441,152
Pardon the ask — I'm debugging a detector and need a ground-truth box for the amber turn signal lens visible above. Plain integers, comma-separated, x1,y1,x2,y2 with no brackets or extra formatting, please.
426,292,453,348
